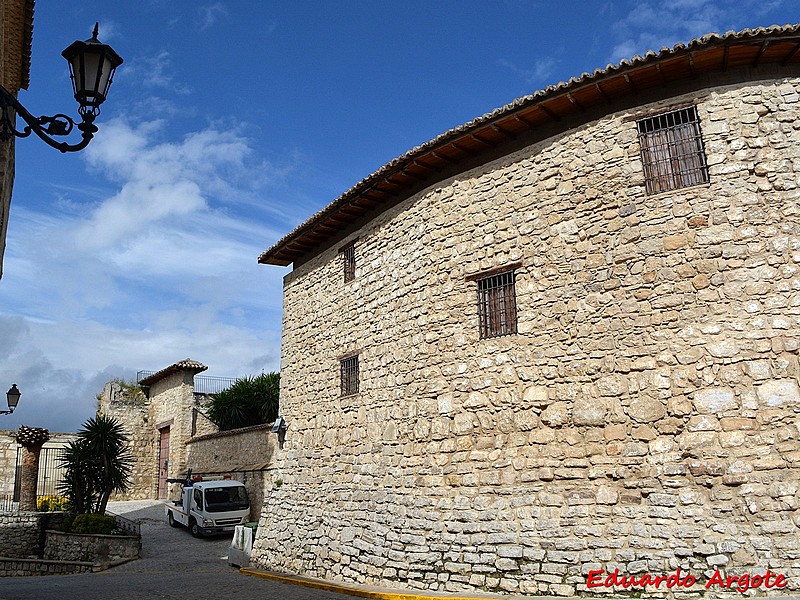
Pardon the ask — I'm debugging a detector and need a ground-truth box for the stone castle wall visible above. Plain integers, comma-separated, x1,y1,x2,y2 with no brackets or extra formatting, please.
98,382,156,501
186,423,278,521
251,76,800,596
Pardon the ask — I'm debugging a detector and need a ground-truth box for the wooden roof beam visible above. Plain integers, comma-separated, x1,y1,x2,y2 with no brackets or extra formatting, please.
594,81,612,103
781,41,800,65
413,158,440,173
752,40,770,66
286,239,319,251
538,103,561,121
369,185,399,197
687,52,697,76
566,91,585,111
432,150,460,165
353,196,380,207
397,167,428,182
513,112,535,127
339,205,367,216
722,45,730,71
654,62,667,86
470,132,496,148
451,141,479,157
623,72,638,94
491,123,516,140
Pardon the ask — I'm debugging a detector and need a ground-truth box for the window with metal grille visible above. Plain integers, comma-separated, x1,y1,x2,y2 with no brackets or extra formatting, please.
340,355,359,396
637,106,709,195
340,243,356,283
477,271,517,339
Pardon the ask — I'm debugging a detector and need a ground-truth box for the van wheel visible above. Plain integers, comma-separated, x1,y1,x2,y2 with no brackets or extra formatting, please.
168,512,179,528
189,518,203,538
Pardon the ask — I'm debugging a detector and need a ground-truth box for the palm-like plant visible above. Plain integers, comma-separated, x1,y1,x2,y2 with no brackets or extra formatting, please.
206,372,279,431
58,415,133,514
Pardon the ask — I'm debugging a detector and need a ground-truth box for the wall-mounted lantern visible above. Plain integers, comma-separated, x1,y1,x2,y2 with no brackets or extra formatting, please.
1,384,20,415
271,417,287,447
0,23,123,153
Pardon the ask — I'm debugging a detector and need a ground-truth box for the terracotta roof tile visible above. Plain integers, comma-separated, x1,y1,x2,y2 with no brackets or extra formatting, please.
138,358,208,387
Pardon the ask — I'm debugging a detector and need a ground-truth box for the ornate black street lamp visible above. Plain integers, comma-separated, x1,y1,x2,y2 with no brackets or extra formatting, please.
1,384,20,415
0,23,123,153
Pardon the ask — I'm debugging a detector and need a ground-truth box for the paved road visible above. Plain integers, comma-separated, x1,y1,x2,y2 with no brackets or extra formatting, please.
0,500,357,600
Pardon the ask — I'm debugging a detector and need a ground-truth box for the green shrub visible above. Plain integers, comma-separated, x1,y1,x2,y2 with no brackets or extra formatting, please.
63,513,119,535
206,372,280,431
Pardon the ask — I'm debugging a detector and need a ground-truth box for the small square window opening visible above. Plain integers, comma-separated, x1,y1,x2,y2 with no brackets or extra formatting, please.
340,355,359,396
477,271,517,339
637,106,709,195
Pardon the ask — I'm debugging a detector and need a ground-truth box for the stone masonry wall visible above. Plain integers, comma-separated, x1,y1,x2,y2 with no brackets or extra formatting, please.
0,512,69,559
186,423,278,520
43,530,140,563
150,371,199,500
98,382,155,501
251,76,800,597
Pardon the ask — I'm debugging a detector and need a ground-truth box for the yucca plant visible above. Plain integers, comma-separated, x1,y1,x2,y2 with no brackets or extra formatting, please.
58,414,132,514
205,372,279,431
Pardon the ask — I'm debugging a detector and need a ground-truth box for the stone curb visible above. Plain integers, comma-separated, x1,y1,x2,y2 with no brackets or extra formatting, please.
238,568,580,600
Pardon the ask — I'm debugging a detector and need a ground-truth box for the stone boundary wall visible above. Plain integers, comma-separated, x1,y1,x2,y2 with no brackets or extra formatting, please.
0,512,69,558
0,557,95,577
44,530,141,563
252,75,800,597
187,423,278,520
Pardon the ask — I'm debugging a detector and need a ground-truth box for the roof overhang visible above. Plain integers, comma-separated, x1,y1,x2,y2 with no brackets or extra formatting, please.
138,358,208,387
259,24,800,268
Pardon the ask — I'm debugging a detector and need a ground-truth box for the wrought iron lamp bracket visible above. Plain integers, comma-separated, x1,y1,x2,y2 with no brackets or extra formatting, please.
0,85,97,153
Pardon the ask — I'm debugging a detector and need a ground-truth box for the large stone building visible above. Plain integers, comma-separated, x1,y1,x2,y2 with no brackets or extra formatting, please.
0,0,34,279
252,26,800,596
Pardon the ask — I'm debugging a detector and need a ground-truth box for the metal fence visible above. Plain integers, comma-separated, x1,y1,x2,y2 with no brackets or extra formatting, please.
0,494,15,512
105,510,141,536
136,371,235,395
11,446,67,501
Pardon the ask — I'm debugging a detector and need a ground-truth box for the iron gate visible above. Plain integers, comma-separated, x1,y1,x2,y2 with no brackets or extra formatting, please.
13,446,67,500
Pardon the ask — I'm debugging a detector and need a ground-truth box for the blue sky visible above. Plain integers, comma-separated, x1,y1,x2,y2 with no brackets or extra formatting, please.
0,1,797,432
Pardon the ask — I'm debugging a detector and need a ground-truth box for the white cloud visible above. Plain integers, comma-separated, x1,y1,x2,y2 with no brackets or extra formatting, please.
605,0,787,64
0,118,294,432
197,3,228,31
498,56,560,87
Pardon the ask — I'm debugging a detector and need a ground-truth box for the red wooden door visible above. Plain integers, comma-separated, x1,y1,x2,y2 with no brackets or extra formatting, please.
158,427,170,499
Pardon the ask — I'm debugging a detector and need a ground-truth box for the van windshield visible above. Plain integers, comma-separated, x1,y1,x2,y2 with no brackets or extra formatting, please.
204,486,249,512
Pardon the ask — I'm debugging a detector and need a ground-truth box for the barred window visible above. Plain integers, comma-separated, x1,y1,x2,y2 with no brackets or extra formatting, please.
477,271,517,339
637,106,709,195
340,355,359,396
340,242,356,283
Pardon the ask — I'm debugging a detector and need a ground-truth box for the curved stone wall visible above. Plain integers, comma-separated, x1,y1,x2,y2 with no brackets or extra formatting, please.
252,74,800,596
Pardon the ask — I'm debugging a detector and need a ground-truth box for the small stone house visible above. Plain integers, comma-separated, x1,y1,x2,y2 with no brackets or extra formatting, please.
252,26,800,596
100,359,217,500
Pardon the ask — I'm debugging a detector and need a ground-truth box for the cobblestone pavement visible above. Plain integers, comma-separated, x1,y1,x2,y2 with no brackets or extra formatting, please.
0,500,358,600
